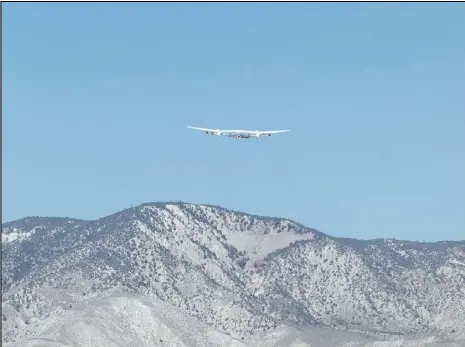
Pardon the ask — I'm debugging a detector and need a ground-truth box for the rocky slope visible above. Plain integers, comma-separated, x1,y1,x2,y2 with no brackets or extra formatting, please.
2,202,464,346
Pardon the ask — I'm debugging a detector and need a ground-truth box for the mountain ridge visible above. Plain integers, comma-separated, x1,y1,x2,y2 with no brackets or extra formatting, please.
3,201,462,244
2,202,464,346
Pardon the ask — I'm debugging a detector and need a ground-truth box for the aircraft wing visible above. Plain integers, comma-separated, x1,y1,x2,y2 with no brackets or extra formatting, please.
238,130,290,136
187,126,216,132
255,130,290,135
187,126,239,135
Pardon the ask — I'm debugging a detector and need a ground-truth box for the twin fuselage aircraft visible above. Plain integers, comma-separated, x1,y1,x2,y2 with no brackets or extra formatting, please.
187,126,290,139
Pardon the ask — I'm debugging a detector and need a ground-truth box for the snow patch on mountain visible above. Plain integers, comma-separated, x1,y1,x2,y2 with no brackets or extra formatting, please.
2,228,40,244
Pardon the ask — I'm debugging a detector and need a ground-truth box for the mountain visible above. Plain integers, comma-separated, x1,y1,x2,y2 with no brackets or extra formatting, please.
2,202,465,346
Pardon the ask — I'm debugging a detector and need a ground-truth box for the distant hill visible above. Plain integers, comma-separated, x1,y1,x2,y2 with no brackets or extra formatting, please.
2,202,464,346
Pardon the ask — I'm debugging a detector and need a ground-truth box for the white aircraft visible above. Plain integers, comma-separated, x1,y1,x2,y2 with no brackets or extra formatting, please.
187,126,290,139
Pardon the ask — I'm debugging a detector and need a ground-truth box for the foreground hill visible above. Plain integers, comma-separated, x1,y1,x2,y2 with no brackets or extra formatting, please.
2,202,464,346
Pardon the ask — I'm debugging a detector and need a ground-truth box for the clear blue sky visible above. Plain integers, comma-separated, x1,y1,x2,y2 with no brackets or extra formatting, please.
3,3,464,241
